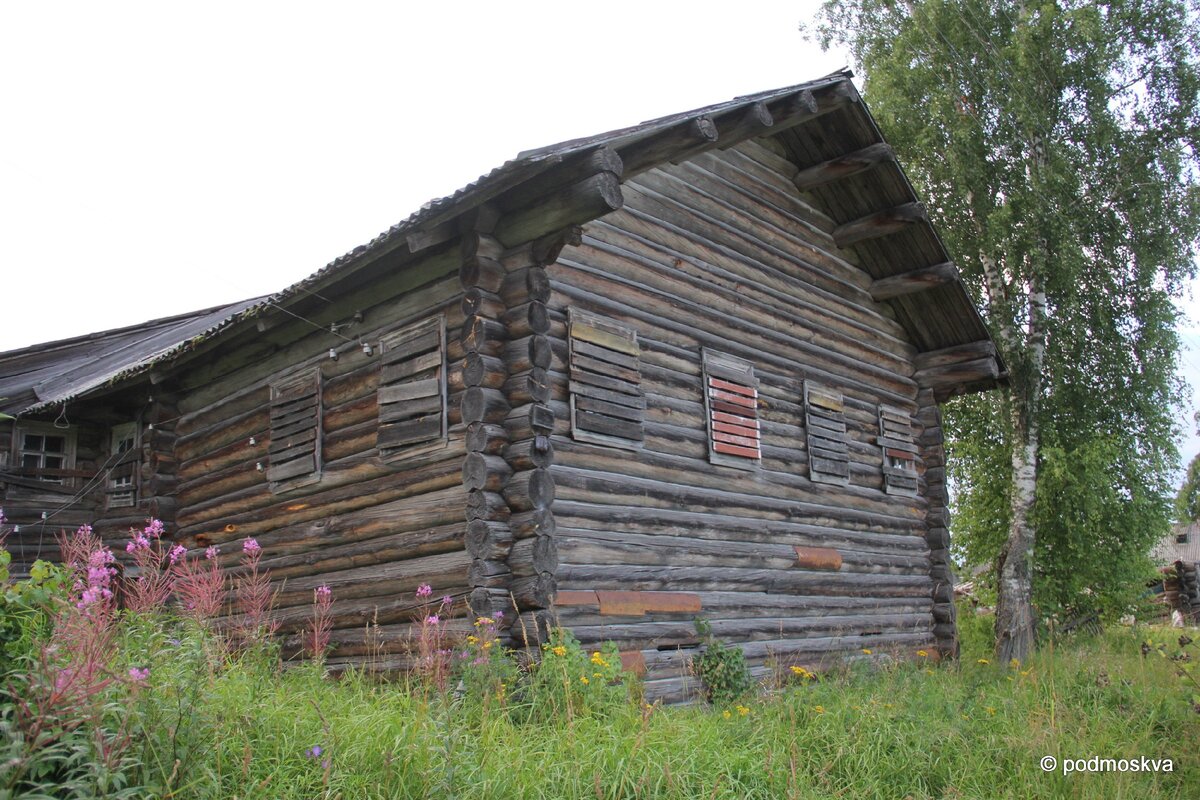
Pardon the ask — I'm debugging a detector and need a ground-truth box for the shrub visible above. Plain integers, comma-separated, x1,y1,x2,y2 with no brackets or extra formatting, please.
691,617,753,705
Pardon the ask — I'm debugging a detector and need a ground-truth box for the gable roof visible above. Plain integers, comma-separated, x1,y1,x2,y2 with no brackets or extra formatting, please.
1,70,1002,416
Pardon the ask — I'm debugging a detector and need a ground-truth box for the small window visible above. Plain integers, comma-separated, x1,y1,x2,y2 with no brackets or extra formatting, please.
569,309,645,450
1177,532,1190,545
15,422,76,484
376,316,448,461
268,367,323,492
805,382,849,486
702,349,760,468
878,404,918,496
107,422,139,508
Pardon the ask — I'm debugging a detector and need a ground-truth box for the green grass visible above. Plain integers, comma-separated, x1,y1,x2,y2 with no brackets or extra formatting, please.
6,607,1200,799
134,619,1200,798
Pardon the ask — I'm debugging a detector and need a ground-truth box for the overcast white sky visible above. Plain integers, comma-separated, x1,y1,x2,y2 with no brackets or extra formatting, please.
2,1,1197,480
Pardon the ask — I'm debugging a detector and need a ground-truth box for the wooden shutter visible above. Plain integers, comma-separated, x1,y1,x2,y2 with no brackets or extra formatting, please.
805,382,849,486
568,309,644,450
878,404,918,496
377,315,448,461
702,349,760,468
268,367,322,491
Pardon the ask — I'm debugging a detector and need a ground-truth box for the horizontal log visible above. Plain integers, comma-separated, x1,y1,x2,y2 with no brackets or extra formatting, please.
503,335,553,374
509,508,556,540
503,368,552,406
503,468,555,512
460,316,507,357
912,356,1001,391
620,117,718,177
713,101,774,151
461,387,511,424
912,340,999,372
502,301,551,338
510,572,557,610
793,142,895,192
466,422,507,455
509,535,558,578
459,256,506,293
466,490,510,522
869,262,960,301
466,519,514,561
832,202,928,249
499,267,551,306
461,287,505,320
503,436,553,471
494,172,624,248
462,353,506,389
462,452,513,492
558,563,932,597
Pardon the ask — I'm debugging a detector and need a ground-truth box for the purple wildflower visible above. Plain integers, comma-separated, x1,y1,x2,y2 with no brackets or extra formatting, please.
416,583,432,598
316,584,332,599
144,518,165,539
492,610,505,620
306,745,323,759
204,545,219,560
128,666,150,682
243,538,261,554
441,595,453,607
168,544,187,565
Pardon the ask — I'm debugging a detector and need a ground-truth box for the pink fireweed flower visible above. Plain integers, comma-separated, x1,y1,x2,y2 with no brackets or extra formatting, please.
441,595,453,606
204,545,219,560
492,610,504,620
243,538,261,554
416,583,432,598
144,518,165,539
425,615,439,625
168,544,187,565
316,584,332,598
128,666,150,682
126,534,151,553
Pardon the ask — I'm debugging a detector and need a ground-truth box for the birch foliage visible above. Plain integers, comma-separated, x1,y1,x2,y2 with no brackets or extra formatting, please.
813,0,1200,647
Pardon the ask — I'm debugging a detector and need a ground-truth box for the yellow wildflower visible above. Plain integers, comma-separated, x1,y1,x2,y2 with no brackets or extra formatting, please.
977,658,990,665
986,707,996,715
551,645,567,657
789,665,811,679
736,705,750,716
1010,658,1021,669
924,668,934,675
861,648,872,655
475,616,494,627
916,650,928,658
722,710,732,719
580,676,589,685
593,672,603,678
466,635,478,645
1020,669,1031,677
482,641,493,650
814,705,825,714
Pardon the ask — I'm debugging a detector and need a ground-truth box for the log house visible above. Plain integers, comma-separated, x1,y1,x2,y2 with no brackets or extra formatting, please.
0,72,1003,702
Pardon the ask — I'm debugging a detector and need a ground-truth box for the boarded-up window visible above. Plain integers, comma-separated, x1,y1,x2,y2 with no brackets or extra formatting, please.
568,309,644,450
878,404,918,496
702,349,760,468
805,382,849,485
107,421,139,509
376,315,448,461
268,368,322,492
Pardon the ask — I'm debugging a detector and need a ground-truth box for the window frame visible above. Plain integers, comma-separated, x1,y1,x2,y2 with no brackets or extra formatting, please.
805,382,850,487
13,421,77,485
877,404,918,496
106,421,140,509
267,366,324,493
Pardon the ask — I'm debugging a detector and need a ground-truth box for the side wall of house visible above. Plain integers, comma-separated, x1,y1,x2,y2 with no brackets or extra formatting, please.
536,139,943,701
171,251,469,670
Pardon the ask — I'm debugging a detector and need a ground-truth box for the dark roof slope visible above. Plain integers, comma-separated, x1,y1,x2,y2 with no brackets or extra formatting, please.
0,298,262,415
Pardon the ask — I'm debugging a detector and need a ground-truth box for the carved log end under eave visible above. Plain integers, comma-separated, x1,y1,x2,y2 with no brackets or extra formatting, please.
493,172,623,248
794,142,896,193
869,261,960,302
832,202,928,249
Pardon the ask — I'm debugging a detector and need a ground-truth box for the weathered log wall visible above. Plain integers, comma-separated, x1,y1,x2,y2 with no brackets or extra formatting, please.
539,139,943,701
171,260,469,669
